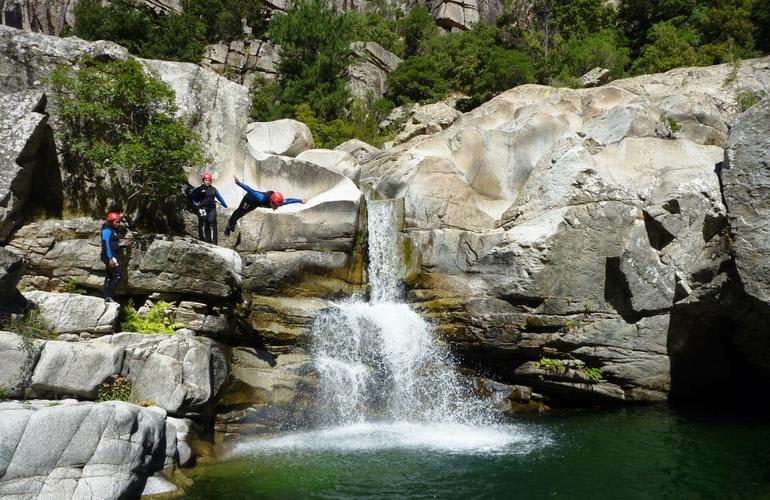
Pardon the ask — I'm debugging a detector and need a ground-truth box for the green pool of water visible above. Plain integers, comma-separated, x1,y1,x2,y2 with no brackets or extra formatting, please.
185,406,770,499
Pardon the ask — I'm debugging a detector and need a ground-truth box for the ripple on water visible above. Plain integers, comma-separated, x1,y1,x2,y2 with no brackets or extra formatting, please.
233,421,553,457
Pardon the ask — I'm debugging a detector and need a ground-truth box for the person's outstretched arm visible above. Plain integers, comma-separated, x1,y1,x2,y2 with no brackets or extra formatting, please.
281,197,308,206
233,175,269,204
214,189,228,208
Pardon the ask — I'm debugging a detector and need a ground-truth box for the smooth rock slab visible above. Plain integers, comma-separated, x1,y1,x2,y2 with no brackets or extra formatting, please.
98,332,227,416
30,340,124,398
0,400,167,500
23,291,120,334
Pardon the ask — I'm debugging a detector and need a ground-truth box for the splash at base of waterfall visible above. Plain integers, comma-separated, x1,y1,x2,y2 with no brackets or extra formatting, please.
310,300,497,426
234,421,551,456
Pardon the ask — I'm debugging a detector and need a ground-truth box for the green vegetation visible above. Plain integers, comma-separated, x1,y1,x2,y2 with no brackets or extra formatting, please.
662,114,682,133
71,0,769,148
120,299,184,334
0,310,57,397
578,365,604,381
96,375,132,402
538,357,565,372
48,58,206,226
737,89,767,111
62,278,87,295
538,356,604,381
72,0,268,63
0,387,10,401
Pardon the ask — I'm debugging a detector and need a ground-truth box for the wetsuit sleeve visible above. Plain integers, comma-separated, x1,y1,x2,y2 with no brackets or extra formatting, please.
282,198,303,206
102,228,114,259
189,186,202,205
236,181,263,200
215,189,228,208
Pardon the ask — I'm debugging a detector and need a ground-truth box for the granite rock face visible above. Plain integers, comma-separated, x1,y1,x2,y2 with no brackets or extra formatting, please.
0,400,168,499
722,98,770,305
361,56,770,403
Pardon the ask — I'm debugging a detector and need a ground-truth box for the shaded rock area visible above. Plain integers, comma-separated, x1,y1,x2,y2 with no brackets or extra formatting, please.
0,90,60,244
0,246,25,311
721,97,770,379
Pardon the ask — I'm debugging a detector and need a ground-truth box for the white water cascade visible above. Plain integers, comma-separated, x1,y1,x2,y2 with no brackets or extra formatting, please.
311,200,495,427
237,200,547,455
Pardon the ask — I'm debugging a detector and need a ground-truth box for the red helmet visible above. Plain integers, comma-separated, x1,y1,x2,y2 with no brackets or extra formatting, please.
202,172,213,182
106,212,122,222
270,192,284,206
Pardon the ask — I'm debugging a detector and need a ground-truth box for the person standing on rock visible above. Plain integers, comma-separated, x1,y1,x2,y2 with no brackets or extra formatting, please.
190,172,228,244
101,212,130,303
224,175,307,236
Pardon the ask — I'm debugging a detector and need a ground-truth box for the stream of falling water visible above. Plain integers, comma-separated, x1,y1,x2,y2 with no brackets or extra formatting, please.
236,199,543,454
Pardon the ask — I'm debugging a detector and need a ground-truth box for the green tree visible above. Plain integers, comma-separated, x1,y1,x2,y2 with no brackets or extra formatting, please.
269,0,354,120
752,0,770,52
471,47,535,101
181,0,269,42
631,20,701,74
386,55,448,105
141,11,208,63
553,29,630,80
48,58,205,226
398,5,438,57
73,0,151,54
347,11,404,57
691,0,758,60
552,0,618,39
617,0,697,53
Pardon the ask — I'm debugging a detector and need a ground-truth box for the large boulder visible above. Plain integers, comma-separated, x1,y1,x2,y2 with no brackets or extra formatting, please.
722,97,770,305
7,221,242,300
30,338,124,398
127,236,242,298
97,332,228,416
245,119,314,158
295,149,360,183
23,291,120,334
0,400,167,499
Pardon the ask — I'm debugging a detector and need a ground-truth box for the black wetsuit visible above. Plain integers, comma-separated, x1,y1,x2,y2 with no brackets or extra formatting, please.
190,184,227,244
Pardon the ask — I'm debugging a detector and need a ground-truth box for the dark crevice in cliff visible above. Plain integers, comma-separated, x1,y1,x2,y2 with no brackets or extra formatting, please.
603,256,638,322
642,211,675,251
667,299,770,409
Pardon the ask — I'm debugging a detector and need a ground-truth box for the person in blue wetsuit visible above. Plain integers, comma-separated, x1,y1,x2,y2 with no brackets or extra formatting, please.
189,172,228,244
224,175,307,236
100,211,130,303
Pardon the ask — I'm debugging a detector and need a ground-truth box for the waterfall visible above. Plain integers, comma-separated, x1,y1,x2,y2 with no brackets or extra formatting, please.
366,200,402,303
310,199,495,426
